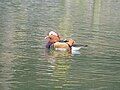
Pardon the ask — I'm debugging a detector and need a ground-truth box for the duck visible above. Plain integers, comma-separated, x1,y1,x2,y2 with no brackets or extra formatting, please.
45,31,83,53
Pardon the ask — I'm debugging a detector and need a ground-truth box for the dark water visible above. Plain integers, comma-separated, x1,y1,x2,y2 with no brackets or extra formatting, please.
0,0,120,90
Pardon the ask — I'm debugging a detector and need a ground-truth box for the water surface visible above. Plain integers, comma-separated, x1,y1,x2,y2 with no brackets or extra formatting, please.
0,0,120,90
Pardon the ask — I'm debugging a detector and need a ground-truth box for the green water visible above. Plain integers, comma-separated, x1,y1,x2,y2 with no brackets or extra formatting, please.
0,0,120,90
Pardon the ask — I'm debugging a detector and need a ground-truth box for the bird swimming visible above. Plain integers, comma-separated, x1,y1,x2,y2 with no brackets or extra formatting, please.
45,31,87,53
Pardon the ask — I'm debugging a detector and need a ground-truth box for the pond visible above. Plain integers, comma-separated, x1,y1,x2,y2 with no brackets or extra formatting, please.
0,0,120,90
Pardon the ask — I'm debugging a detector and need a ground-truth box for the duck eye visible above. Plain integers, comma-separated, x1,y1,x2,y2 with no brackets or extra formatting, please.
49,33,53,36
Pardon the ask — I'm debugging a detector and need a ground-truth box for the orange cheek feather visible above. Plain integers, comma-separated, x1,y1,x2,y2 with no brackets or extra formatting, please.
48,35,60,43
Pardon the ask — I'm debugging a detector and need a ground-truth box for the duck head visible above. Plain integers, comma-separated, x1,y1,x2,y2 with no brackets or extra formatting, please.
45,31,60,48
